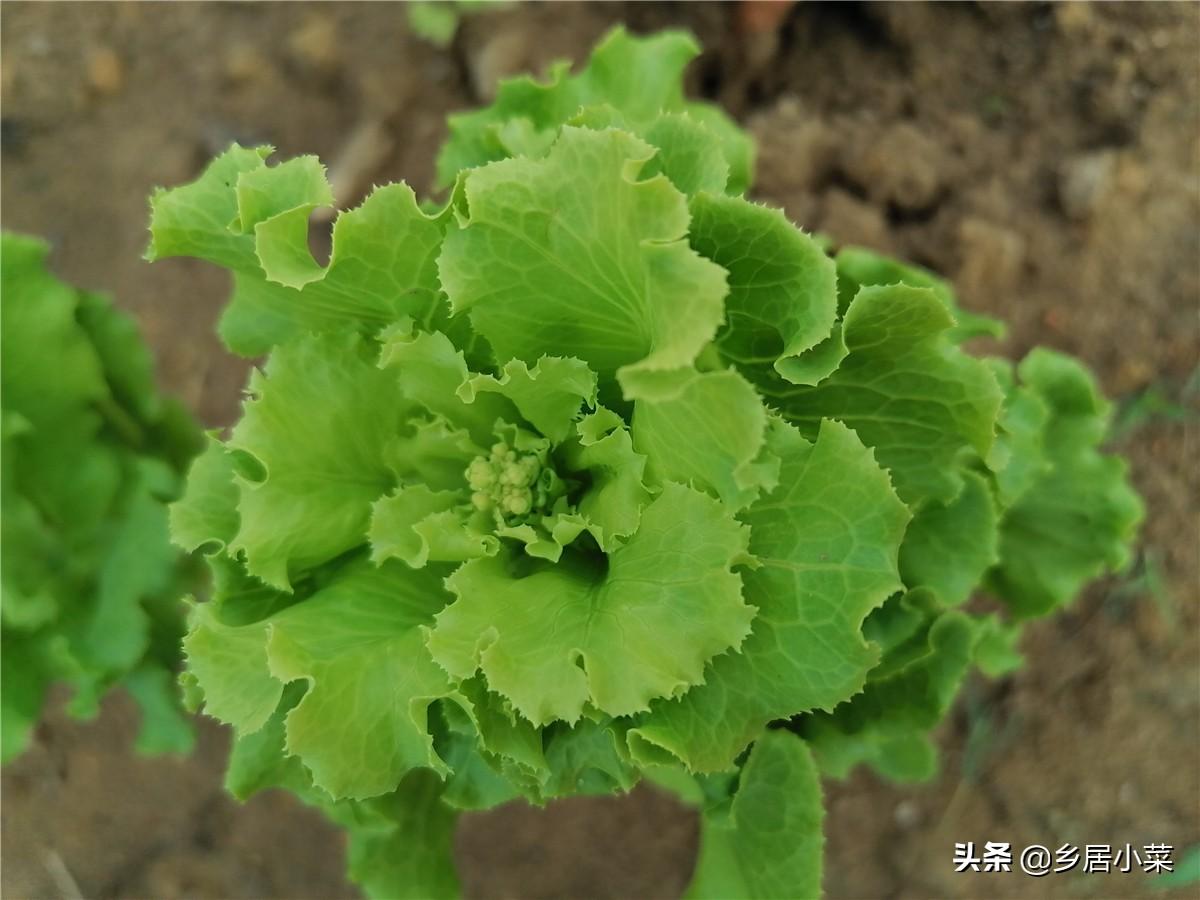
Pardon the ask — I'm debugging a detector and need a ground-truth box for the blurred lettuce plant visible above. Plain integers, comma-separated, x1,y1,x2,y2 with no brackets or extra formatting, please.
1,233,202,761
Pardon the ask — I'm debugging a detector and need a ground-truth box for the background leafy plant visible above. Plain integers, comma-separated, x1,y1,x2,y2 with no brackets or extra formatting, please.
1,233,202,762
149,27,1142,899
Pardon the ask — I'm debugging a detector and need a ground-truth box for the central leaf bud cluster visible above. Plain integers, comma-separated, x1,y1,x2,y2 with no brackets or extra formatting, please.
466,441,559,520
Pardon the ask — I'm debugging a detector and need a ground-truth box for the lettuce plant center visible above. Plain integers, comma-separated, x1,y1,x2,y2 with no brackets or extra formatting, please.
467,441,564,520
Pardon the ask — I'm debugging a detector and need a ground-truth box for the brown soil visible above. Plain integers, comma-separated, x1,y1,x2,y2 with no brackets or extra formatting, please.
2,3,1197,899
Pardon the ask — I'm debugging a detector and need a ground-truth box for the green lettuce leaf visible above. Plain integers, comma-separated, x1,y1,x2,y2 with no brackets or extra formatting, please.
427,482,753,725
147,147,452,356
346,772,460,900
835,245,1006,342
185,556,467,799
439,126,728,400
899,470,999,606
686,730,823,900
627,419,909,773
798,597,981,782
766,283,1003,506
436,26,752,194
1,231,199,762
632,368,778,510
689,194,842,386
987,349,1143,618
228,331,409,589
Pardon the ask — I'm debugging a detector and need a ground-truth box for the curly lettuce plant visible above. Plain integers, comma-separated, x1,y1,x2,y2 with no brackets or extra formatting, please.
1,233,201,761
150,28,1142,899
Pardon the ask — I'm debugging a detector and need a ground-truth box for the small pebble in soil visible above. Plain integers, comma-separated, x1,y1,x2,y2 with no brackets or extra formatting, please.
287,16,340,77
224,44,272,87
1058,150,1116,221
893,799,922,829
87,47,124,97
470,29,531,101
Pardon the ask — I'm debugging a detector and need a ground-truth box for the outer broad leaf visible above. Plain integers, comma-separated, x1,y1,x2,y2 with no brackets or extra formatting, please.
685,730,824,900
798,602,980,783
438,126,728,400
689,194,842,386
427,482,753,725
642,114,731,196
899,470,999,606
267,559,468,799
346,772,460,900
1,631,71,762
228,332,411,589
148,147,450,355
123,665,196,755
765,283,1003,506
186,557,468,800
627,419,909,773
987,349,1143,618
182,602,280,735
984,357,1052,508
76,480,175,672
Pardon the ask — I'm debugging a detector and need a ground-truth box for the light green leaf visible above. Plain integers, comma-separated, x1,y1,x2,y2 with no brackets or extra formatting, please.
170,435,240,554
766,283,1003,505
228,332,409,589
632,369,777,510
835,245,1007,342
224,682,312,801
686,730,823,900
899,470,999,606
459,356,597,444
436,26,700,186
628,419,909,773
266,559,467,799
560,407,653,550
187,557,468,799
148,147,450,355
183,601,280,735
689,194,841,386
972,615,1024,678
428,482,753,725
438,126,728,400
681,102,754,195
369,484,497,568
641,113,731,196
